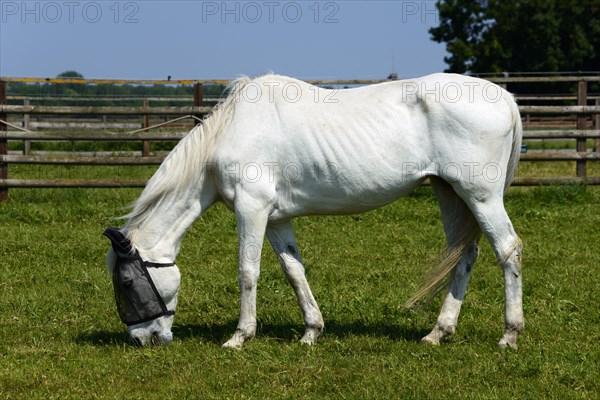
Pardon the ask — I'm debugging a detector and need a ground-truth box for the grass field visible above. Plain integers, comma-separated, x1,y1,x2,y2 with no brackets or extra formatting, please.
1,163,600,399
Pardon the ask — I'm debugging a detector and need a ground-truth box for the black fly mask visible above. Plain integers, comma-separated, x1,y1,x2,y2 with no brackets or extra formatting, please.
103,227,176,326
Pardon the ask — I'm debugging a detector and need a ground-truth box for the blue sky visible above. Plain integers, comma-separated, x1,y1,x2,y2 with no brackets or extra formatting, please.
1,1,447,80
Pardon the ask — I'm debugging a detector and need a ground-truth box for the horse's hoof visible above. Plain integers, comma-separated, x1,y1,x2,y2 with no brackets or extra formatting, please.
498,339,518,350
222,327,255,349
299,328,321,345
498,331,519,350
299,335,317,345
420,335,440,346
222,337,244,349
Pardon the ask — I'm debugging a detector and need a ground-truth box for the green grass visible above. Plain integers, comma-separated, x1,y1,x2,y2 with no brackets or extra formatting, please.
8,138,179,154
1,170,600,398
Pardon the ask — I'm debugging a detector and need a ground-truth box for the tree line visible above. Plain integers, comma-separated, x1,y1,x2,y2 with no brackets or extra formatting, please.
6,71,226,107
430,0,600,95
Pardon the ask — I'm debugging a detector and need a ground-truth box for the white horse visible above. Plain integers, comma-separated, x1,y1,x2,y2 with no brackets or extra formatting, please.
104,73,523,349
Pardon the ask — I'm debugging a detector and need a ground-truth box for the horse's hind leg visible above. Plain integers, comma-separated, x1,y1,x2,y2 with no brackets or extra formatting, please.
266,220,324,344
422,177,481,345
465,196,524,349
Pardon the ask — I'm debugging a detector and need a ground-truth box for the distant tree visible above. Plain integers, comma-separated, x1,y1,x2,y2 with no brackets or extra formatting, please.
54,71,85,97
57,71,84,79
430,0,600,74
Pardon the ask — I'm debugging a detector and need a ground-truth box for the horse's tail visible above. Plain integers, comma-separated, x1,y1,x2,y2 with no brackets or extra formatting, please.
404,213,482,308
503,92,523,193
404,87,521,307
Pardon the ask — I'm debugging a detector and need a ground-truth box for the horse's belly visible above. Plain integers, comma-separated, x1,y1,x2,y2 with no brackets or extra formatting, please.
268,173,426,220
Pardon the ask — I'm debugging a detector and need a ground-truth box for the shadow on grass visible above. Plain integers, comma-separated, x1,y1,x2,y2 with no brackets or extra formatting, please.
75,330,133,346
324,320,429,342
76,320,428,347
173,319,428,345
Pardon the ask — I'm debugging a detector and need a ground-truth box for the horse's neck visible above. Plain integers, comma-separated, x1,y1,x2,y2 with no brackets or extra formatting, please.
125,175,217,263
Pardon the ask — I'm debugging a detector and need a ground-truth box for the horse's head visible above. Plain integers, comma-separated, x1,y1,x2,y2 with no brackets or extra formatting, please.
104,228,181,346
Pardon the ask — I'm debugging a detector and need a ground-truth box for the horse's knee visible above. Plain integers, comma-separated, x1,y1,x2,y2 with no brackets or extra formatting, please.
238,265,259,289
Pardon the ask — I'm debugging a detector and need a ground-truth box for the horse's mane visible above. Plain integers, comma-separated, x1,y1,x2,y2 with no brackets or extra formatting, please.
123,76,251,241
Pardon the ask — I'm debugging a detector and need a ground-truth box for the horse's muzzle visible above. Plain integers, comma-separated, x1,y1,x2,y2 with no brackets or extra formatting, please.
130,329,173,346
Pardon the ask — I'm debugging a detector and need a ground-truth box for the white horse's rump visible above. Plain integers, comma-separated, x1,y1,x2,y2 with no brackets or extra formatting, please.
104,73,523,349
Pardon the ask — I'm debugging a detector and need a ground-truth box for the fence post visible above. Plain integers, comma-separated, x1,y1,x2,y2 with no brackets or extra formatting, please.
0,80,8,201
594,97,600,153
576,80,587,179
142,98,150,156
23,99,31,155
193,82,203,122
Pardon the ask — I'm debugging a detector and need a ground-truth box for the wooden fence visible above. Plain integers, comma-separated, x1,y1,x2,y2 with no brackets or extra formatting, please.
1,76,600,201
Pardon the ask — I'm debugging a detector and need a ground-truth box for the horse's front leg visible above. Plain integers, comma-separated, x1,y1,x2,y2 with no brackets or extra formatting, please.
222,196,270,349
266,220,324,344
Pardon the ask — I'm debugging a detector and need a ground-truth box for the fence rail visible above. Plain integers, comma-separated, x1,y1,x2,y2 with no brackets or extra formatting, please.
4,104,600,116
0,104,211,115
1,75,600,200
0,179,148,188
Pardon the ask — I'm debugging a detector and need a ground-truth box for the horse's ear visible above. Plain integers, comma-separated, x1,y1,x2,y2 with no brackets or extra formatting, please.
103,227,135,258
